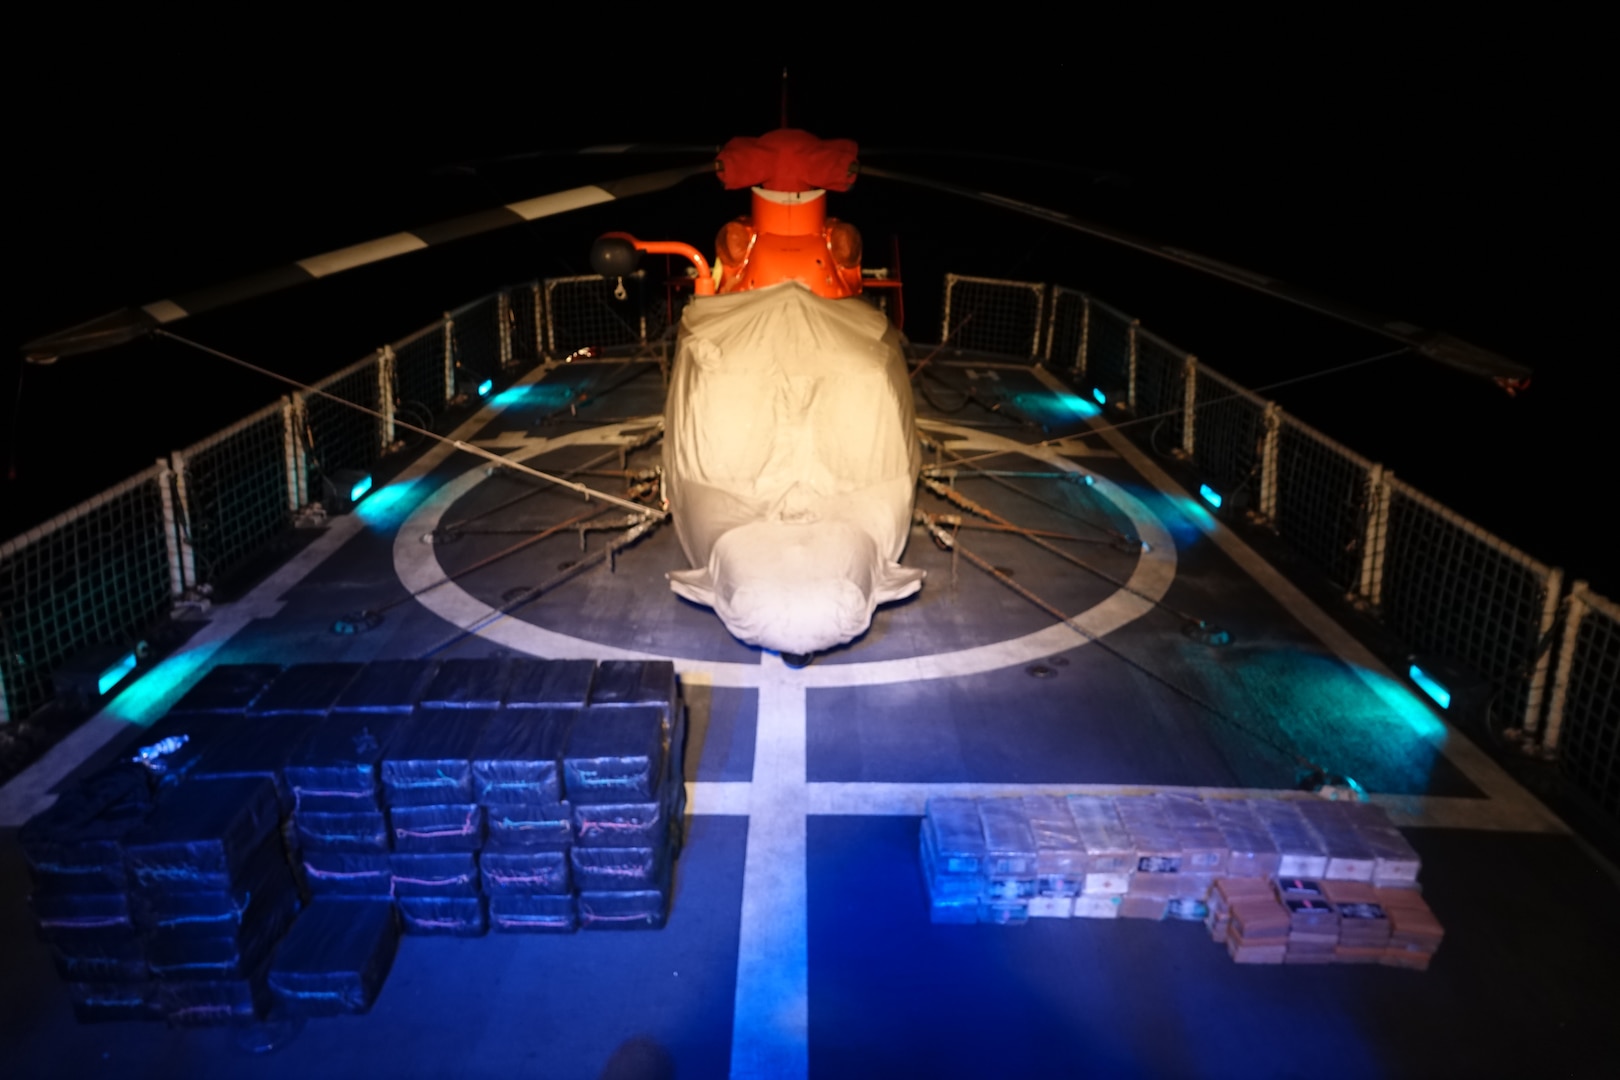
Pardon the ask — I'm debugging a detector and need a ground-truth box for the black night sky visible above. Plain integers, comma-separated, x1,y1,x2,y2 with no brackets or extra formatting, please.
8,24,1606,593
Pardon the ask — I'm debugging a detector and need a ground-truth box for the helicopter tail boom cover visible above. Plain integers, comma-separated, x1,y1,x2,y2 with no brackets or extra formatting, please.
665,283,923,654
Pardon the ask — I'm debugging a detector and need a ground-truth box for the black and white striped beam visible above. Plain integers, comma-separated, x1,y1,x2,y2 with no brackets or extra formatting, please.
22,164,714,362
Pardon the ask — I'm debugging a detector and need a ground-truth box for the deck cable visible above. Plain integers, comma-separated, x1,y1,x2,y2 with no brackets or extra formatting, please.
920,518,1323,774
153,329,664,521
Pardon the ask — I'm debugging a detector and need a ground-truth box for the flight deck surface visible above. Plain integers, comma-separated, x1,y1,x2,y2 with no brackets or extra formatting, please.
1,356,1613,1079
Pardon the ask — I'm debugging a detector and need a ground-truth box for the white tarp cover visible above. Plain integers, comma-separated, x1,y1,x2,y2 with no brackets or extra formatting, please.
665,282,924,654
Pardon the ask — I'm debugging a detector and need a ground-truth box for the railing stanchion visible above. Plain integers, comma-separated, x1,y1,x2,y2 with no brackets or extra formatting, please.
1126,318,1140,412
379,347,396,451
157,458,185,598
1541,580,1588,754
168,450,197,588
1258,402,1280,522
1181,355,1198,457
1356,465,1391,610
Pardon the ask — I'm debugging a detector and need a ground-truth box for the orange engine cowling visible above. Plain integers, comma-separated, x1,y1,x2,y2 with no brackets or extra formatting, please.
713,188,863,298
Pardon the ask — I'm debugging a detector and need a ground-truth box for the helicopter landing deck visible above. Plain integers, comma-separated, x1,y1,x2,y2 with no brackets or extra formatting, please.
0,353,1613,1079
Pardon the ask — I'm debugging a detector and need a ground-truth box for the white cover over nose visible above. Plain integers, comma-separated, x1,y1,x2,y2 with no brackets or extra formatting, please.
669,521,924,655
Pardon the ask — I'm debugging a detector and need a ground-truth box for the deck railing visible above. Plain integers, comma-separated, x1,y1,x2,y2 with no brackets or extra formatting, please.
1,273,1614,826
939,273,1616,821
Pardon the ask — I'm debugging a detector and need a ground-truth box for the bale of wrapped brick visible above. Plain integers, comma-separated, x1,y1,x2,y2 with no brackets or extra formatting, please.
570,845,668,892
268,899,398,1016
472,708,574,806
166,664,283,717
1379,889,1444,968
1207,798,1281,878
1295,800,1377,881
1159,793,1229,874
1227,895,1290,945
30,890,137,948
481,849,571,895
158,964,275,1025
188,715,322,814
1117,894,1169,920
1065,795,1135,876
978,899,1030,926
122,777,281,894
929,894,981,924
416,658,510,709
285,716,401,802
390,804,485,853
133,835,293,937
67,980,163,1023
52,939,148,984
330,660,439,715
1114,795,1183,875
296,810,389,853
1022,795,1085,906
1207,878,1275,942
489,893,578,933
302,851,393,899
486,802,574,848
397,895,488,936
1027,896,1074,918
1127,872,1212,902
979,799,1037,903
579,858,672,930
574,801,667,849
1072,894,1122,919
924,798,988,876
247,663,364,717
146,880,298,982
390,852,481,897
1284,898,1340,964
1275,877,1328,902
564,706,666,804
381,710,491,807
1335,805,1423,885
920,827,981,901
503,658,596,708
1227,939,1287,964
588,660,678,714
1251,799,1328,878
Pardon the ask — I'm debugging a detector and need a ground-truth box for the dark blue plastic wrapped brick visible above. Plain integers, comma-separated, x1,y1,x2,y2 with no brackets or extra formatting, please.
588,660,677,712
133,835,292,935
68,981,163,1023
480,849,570,895
564,706,665,804
331,660,440,714
20,765,152,892
53,939,148,984
417,658,510,710
390,804,485,853
397,895,487,936
31,891,136,947
167,664,284,716
504,659,595,707
578,883,670,930
485,802,573,848
472,708,575,805
269,899,399,1016
302,851,392,898
247,663,364,717
296,810,389,853
158,962,274,1025
285,716,400,798
191,714,322,813
489,893,576,933
122,777,282,893
381,710,490,807
569,845,667,892
390,852,480,897
574,801,667,848
147,881,298,981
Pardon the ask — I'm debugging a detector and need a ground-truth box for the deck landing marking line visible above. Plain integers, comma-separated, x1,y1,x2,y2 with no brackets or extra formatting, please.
729,665,809,1080
1034,363,1569,837
396,419,1174,689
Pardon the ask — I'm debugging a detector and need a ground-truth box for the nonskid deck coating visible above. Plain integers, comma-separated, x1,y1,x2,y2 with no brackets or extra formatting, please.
0,356,1611,1079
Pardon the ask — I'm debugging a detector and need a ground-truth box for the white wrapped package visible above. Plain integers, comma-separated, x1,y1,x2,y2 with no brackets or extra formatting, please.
664,282,924,654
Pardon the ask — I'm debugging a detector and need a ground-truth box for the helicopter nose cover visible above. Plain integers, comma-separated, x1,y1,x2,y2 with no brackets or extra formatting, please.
664,282,923,654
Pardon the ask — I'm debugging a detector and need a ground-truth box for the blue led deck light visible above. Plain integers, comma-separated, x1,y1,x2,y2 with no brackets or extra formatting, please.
349,474,373,503
1199,484,1223,509
1092,387,1107,405
1408,663,1452,709
97,651,139,696
478,378,493,397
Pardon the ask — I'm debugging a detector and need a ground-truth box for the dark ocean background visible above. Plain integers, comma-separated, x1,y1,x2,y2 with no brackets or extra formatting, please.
8,30,1606,595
